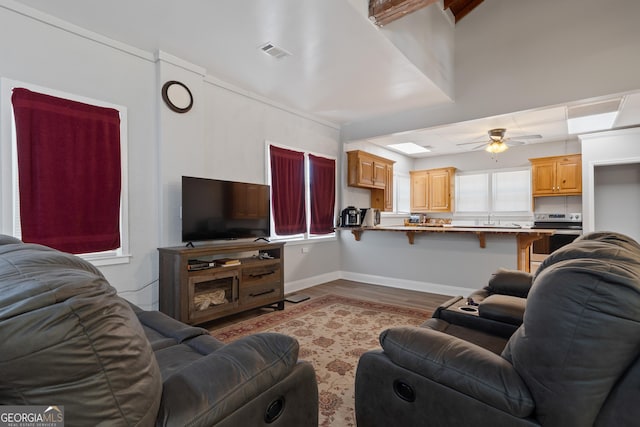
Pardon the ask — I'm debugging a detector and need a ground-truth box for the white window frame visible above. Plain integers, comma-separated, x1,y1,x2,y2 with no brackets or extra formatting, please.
0,78,130,266
265,141,337,243
455,167,532,217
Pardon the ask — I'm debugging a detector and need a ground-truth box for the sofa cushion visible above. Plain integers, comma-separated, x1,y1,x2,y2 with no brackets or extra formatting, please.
0,238,162,426
503,234,640,427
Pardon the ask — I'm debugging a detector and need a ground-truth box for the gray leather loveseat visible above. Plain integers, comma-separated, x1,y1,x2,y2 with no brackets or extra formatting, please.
355,231,640,426
0,235,318,426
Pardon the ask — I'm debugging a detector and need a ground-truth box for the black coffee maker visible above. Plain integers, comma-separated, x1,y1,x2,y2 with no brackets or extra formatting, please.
340,206,361,227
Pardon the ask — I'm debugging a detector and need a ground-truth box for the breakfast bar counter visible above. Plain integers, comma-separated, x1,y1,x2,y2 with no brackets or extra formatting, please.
337,225,555,273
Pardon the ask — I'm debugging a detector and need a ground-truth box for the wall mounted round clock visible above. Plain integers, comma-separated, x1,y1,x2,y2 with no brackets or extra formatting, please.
161,80,193,113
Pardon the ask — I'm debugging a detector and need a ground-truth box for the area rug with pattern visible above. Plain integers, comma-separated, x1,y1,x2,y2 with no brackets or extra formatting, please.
211,294,431,427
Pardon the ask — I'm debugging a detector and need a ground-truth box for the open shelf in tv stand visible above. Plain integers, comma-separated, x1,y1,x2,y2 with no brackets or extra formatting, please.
158,241,285,325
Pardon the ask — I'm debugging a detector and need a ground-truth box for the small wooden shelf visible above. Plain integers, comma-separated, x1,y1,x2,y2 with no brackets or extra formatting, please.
158,241,285,325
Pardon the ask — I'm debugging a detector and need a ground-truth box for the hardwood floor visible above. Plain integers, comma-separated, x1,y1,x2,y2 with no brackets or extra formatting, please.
205,279,454,331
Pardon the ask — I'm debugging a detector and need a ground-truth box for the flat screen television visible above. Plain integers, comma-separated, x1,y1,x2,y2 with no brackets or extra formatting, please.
181,176,271,242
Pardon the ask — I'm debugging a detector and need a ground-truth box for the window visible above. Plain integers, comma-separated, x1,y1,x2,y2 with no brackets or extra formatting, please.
0,78,129,265
455,168,531,215
267,143,336,240
456,173,489,212
492,170,531,212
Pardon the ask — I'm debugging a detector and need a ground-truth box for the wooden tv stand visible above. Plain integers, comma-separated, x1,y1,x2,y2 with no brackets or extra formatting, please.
158,241,285,325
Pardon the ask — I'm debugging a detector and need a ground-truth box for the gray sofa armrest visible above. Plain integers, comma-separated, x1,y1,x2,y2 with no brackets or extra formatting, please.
487,268,533,298
380,326,534,417
478,294,526,325
156,332,300,426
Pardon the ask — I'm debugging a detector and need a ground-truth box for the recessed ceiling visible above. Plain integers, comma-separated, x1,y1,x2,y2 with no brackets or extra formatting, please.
366,92,640,157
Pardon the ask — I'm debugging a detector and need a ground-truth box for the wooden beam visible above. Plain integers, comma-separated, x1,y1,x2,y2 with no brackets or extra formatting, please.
369,0,439,26
443,0,484,23
453,0,484,23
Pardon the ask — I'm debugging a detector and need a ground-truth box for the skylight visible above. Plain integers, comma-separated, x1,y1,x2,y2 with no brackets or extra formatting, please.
388,142,430,154
567,112,618,134
567,99,621,134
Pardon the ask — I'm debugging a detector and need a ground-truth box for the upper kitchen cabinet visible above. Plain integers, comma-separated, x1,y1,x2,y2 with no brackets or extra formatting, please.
530,154,582,196
410,167,456,212
347,150,395,211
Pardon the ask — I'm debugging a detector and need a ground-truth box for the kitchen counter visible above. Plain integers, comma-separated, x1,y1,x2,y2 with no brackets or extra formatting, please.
336,225,555,272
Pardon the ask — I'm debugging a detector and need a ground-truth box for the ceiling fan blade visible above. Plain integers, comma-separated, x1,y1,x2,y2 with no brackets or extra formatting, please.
509,134,542,140
471,143,488,150
456,141,486,146
507,140,527,146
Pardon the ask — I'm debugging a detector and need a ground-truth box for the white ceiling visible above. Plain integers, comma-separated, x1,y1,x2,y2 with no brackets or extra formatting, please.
10,0,451,124
9,0,640,157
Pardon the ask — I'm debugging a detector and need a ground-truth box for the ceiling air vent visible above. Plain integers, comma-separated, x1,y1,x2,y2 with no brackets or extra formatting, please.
259,42,291,59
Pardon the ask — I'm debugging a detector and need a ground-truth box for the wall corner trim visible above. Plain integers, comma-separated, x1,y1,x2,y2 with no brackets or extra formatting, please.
155,51,207,76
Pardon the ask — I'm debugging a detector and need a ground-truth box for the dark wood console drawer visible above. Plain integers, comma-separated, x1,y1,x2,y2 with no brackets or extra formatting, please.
240,281,282,307
242,263,281,286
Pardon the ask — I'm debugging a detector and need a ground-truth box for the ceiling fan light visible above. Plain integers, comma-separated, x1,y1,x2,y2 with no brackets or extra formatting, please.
485,141,508,154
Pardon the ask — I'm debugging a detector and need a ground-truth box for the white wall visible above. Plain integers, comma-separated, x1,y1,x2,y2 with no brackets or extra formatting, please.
0,5,160,308
341,230,517,296
156,56,343,296
580,127,640,241
593,163,640,241
0,5,343,309
342,0,640,141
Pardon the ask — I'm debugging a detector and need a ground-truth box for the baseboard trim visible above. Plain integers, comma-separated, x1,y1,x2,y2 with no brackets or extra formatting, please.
284,271,342,295
341,271,473,297
285,271,473,298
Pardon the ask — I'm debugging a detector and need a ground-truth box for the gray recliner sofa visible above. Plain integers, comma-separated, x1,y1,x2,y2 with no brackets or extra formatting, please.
0,235,318,426
433,267,533,340
355,231,640,427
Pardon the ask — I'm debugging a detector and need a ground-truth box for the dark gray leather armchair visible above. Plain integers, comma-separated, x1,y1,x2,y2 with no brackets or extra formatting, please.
355,232,640,426
0,235,318,426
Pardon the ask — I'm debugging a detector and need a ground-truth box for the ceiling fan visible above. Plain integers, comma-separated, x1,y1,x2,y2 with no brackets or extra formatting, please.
457,128,542,154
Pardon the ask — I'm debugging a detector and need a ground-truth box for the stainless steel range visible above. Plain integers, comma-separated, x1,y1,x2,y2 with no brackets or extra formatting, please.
532,212,583,233
530,213,583,272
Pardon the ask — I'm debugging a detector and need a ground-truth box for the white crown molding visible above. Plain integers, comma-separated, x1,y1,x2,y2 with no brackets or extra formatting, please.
0,0,154,62
155,51,206,76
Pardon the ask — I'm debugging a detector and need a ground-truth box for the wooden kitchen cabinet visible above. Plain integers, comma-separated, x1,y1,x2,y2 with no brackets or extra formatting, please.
371,162,394,211
348,150,391,189
347,150,395,211
410,167,456,212
530,154,582,196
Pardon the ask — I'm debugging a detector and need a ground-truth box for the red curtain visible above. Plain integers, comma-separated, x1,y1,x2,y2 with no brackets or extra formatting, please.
11,88,121,254
309,154,336,234
269,145,306,235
